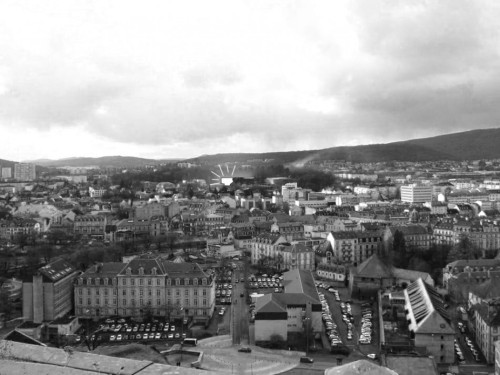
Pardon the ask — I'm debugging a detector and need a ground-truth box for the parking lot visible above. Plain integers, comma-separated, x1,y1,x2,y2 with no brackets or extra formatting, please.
316,282,379,356
82,318,190,346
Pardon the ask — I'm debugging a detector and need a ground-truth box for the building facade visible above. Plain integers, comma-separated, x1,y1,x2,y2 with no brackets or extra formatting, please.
75,256,215,322
23,259,79,323
400,184,432,204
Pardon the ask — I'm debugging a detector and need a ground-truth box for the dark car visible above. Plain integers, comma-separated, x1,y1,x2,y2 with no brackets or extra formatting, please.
300,357,314,364
238,347,252,353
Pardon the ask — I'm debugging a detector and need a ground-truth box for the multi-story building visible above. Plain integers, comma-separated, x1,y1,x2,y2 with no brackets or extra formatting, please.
400,184,432,204
0,217,40,241
250,233,288,266
14,163,36,181
75,256,215,323
23,259,79,323
442,259,500,290
433,222,455,246
404,278,455,364
276,243,315,271
471,300,500,364
89,186,107,198
270,221,304,241
383,225,432,251
1,167,12,179
74,215,107,239
325,231,382,265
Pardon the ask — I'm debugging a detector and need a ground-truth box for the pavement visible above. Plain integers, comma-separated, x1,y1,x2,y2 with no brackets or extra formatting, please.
197,335,301,374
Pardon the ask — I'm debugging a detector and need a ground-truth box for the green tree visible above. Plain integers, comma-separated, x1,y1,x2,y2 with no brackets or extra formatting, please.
447,234,480,263
392,230,407,268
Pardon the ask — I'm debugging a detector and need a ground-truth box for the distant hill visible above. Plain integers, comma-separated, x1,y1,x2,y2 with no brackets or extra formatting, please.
31,156,180,168
186,128,500,165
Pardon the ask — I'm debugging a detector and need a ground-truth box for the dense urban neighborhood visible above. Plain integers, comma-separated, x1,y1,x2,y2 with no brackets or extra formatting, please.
2,157,500,374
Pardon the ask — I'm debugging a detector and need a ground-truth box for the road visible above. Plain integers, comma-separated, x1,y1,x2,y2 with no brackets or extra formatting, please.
231,267,249,345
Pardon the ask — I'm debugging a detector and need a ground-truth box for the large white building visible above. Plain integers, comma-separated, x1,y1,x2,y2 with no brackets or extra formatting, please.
400,184,432,203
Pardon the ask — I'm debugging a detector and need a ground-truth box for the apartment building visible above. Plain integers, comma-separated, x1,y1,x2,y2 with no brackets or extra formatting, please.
74,215,107,239
250,233,288,266
471,300,500,364
14,163,36,181
383,225,432,251
325,231,382,265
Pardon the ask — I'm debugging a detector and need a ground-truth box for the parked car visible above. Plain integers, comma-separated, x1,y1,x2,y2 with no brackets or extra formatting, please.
238,347,252,353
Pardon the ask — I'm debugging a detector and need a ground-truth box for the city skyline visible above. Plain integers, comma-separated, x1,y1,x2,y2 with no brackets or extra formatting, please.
1,0,500,161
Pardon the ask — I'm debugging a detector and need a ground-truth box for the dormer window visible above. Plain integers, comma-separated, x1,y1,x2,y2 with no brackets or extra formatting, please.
139,267,144,276
202,278,207,285
166,278,171,286
185,278,190,286
87,278,92,285
104,278,108,285
194,278,198,286
126,267,132,276
79,278,83,285
95,277,100,285
176,278,180,286
152,267,157,275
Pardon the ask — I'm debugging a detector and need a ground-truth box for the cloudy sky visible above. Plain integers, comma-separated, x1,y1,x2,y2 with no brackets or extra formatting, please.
1,0,499,161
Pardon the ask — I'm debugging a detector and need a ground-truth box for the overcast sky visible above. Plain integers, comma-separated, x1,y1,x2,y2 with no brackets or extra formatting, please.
1,0,499,161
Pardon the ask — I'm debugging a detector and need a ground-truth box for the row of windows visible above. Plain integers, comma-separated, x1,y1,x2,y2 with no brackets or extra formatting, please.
80,297,209,307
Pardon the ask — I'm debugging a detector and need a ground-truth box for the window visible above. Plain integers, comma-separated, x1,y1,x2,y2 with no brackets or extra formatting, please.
194,290,198,296
203,289,207,296
157,299,161,306
194,278,198,286
105,299,108,305
148,278,152,286
167,289,171,296
185,298,189,306
140,278,144,286
113,289,117,295
79,289,82,295
87,298,91,305
194,299,198,306
104,289,108,296
148,290,152,296
202,278,207,285
140,299,144,306
122,290,126,296
96,289,100,295
140,289,144,296
95,298,99,305
157,290,161,296
131,279,135,286
176,278,180,286
139,267,144,276
157,279,161,286
131,290,135,296
176,289,180,296
79,298,83,305
122,279,126,285
185,290,189,296
203,299,207,306
122,299,126,306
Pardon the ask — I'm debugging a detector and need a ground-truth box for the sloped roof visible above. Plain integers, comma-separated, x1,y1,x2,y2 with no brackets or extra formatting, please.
255,293,286,313
81,263,125,278
283,269,319,302
355,254,393,279
472,302,500,327
471,277,500,300
405,278,454,335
